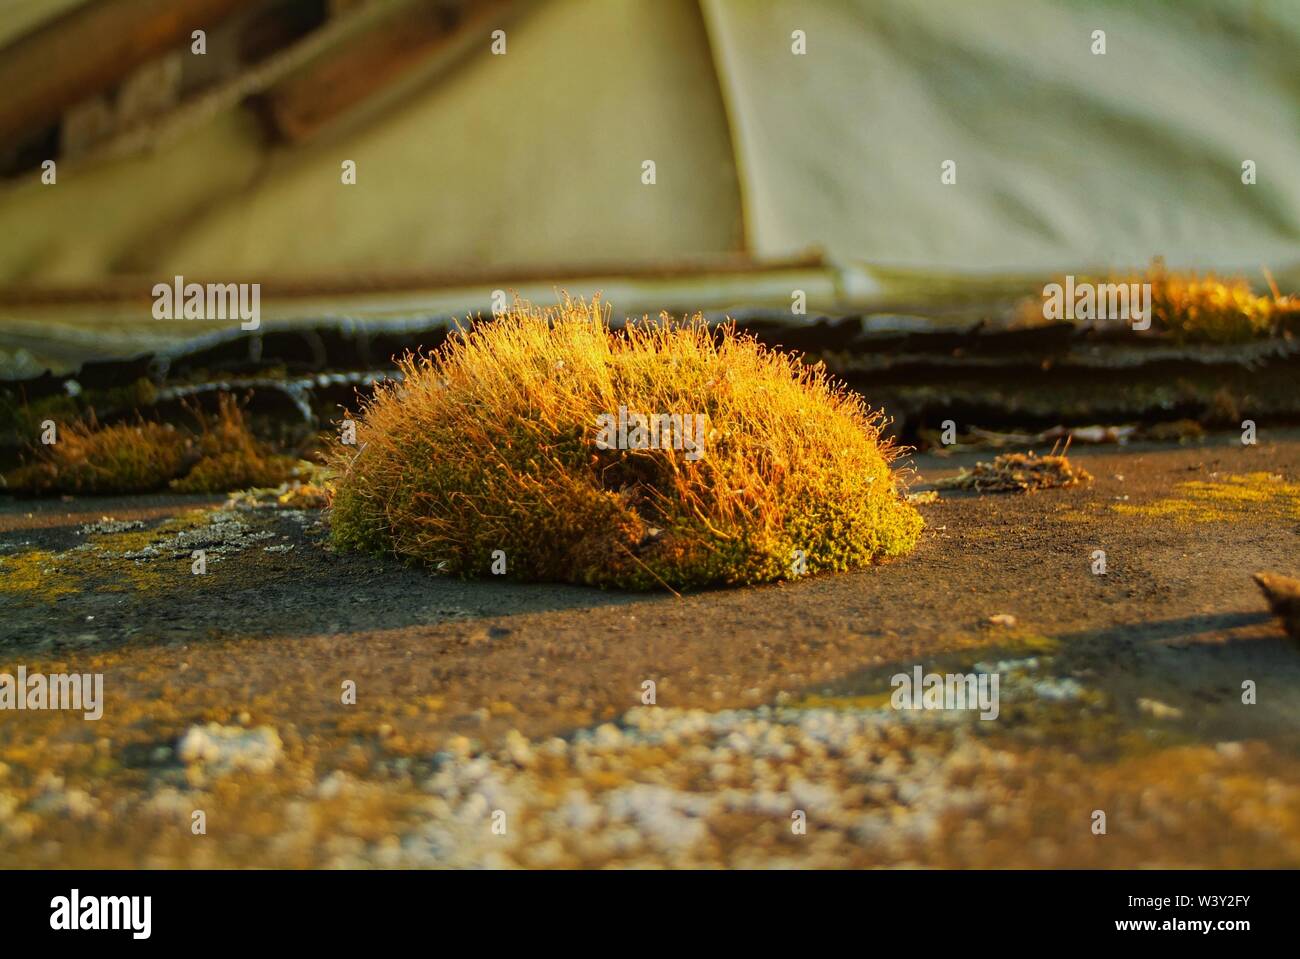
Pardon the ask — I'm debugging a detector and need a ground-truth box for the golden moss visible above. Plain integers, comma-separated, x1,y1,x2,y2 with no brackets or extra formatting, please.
1115,472,1300,524
1019,260,1297,342
7,421,188,494
171,450,291,493
328,297,922,590
1139,260,1296,343
5,394,294,496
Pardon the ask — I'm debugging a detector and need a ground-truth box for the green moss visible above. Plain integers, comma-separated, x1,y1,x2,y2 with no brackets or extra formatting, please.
1,378,157,437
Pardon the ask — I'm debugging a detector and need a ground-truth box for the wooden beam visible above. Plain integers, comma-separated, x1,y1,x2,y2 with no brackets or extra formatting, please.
260,0,514,143
0,0,262,144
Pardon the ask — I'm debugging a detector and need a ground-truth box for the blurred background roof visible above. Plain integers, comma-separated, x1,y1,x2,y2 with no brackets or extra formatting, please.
0,0,1297,344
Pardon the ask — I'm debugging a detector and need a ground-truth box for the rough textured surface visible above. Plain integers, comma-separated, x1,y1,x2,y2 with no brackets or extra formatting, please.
1,433,1299,867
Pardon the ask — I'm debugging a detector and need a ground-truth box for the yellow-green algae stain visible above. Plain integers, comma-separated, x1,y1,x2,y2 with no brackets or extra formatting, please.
0,507,290,601
1115,472,1300,524
0,550,81,599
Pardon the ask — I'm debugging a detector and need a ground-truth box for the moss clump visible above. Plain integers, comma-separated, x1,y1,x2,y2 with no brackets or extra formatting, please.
327,297,922,590
170,395,295,493
6,420,188,494
1018,259,1298,342
6,394,294,495
0,377,157,438
1140,260,1297,343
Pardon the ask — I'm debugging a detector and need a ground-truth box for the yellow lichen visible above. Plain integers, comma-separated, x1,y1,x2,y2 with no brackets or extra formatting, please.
0,506,290,601
0,549,81,599
1115,472,1300,523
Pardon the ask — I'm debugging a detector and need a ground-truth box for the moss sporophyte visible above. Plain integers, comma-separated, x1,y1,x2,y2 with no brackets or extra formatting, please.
327,297,923,590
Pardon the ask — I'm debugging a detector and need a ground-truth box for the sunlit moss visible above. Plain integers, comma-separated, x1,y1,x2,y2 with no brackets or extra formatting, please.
1018,259,1297,342
328,297,922,590
1139,260,1296,343
5,394,294,496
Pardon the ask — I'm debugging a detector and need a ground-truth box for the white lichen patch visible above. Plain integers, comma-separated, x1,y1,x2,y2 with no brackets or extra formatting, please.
337,705,1018,868
118,511,275,561
177,723,283,779
78,518,146,535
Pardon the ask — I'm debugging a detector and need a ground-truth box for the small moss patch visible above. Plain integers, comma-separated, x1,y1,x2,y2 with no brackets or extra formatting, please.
6,394,294,496
1018,259,1298,342
1139,260,1297,343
